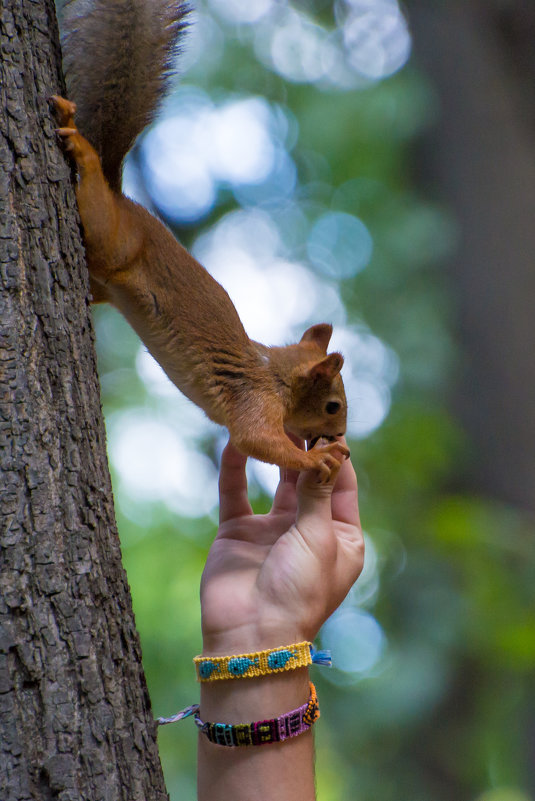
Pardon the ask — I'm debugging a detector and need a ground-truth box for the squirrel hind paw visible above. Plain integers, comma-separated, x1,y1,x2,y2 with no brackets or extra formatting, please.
49,95,77,126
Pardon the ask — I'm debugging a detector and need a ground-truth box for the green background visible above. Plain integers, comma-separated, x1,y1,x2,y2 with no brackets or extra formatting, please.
83,2,535,798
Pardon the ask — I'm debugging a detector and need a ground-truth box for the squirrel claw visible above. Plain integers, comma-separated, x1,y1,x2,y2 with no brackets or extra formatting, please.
55,127,79,153
49,95,77,127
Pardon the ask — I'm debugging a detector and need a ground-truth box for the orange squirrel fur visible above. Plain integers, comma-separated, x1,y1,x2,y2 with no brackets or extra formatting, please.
51,3,348,480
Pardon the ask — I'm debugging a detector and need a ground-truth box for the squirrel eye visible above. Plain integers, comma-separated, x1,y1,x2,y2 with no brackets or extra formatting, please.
325,401,340,415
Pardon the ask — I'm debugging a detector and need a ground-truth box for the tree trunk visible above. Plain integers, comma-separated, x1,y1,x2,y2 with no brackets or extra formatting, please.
0,1,168,798
407,2,535,797
407,0,535,513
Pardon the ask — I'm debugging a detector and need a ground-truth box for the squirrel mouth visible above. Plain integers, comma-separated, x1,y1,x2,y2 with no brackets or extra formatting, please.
308,435,336,449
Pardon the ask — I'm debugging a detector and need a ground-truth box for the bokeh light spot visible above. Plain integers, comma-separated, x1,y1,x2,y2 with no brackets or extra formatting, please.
321,607,386,675
142,93,278,221
330,327,398,438
342,0,411,80
307,211,373,279
193,209,322,343
209,0,273,25
269,12,329,84
108,411,218,517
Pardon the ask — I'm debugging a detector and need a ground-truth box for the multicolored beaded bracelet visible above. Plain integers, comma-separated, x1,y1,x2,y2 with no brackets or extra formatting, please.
194,641,331,682
195,681,320,747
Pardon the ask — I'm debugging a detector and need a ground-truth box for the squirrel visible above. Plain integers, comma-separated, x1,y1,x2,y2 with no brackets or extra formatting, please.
51,0,349,481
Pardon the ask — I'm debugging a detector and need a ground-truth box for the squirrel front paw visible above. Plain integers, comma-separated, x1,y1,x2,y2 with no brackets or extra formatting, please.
306,439,350,484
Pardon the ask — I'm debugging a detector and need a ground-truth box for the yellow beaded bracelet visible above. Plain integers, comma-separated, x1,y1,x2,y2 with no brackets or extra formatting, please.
194,641,331,682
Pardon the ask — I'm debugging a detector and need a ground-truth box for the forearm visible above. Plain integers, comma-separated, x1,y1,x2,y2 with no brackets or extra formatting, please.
196,442,362,799
197,639,317,801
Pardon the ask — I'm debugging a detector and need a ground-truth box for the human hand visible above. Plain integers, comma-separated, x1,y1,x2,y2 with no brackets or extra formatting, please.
200,438,364,655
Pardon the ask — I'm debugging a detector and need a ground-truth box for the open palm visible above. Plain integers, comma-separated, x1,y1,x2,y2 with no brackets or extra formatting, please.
200,441,364,654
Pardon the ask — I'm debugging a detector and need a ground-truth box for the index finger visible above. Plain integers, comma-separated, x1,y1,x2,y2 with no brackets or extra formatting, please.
270,433,304,516
270,466,299,517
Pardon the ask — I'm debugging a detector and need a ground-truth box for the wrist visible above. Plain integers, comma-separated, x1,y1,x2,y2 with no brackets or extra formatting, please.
199,629,316,722
202,630,311,658
201,617,316,657
199,666,311,723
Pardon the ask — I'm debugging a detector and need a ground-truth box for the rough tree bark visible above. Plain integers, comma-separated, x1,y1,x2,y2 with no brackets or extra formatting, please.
0,1,168,798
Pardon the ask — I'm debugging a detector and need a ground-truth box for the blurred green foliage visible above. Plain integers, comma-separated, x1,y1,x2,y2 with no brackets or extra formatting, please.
90,2,535,799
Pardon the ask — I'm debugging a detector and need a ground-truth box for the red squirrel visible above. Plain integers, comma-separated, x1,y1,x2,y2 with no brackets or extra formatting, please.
52,0,349,481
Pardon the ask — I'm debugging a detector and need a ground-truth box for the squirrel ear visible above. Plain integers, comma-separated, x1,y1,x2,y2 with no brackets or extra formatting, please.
308,352,344,382
300,323,333,352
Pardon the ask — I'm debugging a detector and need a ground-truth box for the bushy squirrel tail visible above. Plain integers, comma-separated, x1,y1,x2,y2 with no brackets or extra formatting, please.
60,0,190,191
